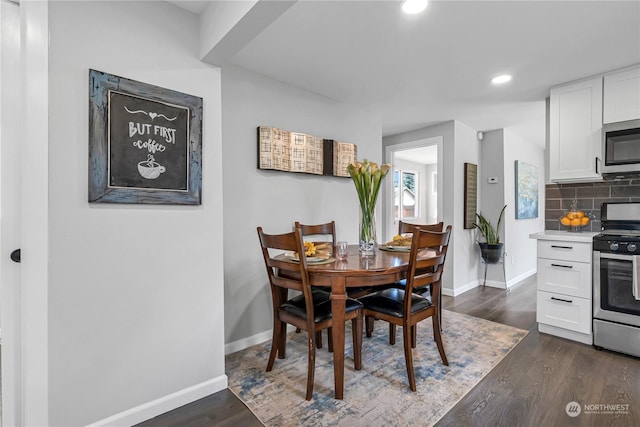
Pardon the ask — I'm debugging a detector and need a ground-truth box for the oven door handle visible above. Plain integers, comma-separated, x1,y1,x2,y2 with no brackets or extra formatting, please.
634,255,640,299
599,252,636,261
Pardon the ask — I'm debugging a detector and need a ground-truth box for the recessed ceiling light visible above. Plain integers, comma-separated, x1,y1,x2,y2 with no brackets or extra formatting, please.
401,0,428,15
491,75,512,84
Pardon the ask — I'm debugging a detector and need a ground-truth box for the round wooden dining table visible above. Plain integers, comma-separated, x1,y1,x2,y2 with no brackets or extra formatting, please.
299,244,440,399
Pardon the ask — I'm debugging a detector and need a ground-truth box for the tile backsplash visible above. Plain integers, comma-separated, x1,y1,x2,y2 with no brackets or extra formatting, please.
545,178,640,232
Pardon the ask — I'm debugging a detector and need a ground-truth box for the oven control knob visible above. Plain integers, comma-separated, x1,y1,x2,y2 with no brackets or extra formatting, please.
610,242,619,251
628,243,637,252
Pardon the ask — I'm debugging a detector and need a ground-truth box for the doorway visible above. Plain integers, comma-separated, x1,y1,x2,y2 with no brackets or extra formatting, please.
384,136,443,242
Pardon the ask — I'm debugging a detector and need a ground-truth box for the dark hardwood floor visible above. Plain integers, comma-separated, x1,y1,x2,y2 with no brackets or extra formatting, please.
438,278,640,427
135,388,263,427
138,276,640,426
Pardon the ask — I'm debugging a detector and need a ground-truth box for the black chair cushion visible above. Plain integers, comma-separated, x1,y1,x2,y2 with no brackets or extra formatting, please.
358,288,432,318
379,279,432,296
281,291,363,323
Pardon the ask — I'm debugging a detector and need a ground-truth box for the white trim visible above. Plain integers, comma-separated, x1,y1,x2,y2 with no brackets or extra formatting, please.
21,1,50,425
87,376,228,427
384,136,443,242
225,324,297,355
442,279,480,297
0,1,23,425
538,323,592,345
507,269,536,288
484,268,535,290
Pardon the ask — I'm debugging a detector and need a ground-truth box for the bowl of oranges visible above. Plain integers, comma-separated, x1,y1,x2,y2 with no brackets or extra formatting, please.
560,210,590,232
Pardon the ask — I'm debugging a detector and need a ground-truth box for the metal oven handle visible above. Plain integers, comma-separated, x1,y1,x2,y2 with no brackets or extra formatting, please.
635,255,640,300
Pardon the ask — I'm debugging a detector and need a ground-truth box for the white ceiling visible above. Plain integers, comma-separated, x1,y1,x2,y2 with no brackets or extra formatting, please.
172,0,640,148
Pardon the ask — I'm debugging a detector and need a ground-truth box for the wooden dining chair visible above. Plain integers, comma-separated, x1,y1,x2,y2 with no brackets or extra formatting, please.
296,221,373,298
383,221,447,343
359,226,451,392
257,226,363,400
294,221,337,349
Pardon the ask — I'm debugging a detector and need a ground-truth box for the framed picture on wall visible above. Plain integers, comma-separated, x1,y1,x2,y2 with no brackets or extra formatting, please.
88,69,203,205
463,163,477,229
515,160,538,219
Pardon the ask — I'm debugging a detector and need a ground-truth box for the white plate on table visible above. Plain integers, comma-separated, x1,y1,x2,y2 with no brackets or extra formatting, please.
287,253,330,263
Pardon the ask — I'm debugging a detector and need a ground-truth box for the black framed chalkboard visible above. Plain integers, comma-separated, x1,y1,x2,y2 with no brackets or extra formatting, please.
89,69,202,205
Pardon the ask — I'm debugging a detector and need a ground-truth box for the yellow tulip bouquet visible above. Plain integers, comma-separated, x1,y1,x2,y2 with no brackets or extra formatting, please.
347,159,390,255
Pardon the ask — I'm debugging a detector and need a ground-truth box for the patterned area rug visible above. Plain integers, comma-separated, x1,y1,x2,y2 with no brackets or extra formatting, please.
226,310,528,427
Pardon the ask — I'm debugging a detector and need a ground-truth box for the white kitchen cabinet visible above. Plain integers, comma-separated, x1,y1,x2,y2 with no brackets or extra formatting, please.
603,65,640,124
549,77,603,183
530,232,596,345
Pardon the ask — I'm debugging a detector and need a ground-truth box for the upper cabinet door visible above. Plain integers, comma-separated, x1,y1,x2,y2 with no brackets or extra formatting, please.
549,77,603,183
603,66,640,124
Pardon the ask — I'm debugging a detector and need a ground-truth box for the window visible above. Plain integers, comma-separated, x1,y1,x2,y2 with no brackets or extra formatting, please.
394,169,419,221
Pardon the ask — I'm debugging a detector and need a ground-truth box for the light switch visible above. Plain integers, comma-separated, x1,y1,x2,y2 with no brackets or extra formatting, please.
488,177,498,184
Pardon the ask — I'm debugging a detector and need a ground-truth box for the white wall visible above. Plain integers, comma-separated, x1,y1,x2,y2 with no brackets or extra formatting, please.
503,129,545,283
479,130,507,283
222,64,381,347
47,2,225,425
480,129,544,286
452,121,483,294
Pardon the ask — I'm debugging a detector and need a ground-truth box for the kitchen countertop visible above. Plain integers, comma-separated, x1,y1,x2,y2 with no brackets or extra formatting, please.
529,230,599,243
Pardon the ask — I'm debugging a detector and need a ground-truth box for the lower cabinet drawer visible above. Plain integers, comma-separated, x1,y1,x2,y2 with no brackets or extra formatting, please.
537,258,591,298
537,240,592,263
537,290,591,334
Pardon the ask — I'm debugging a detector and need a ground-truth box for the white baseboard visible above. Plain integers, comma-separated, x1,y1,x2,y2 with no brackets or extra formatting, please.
443,269,536,296
484,268,536,290
443,279,480,297
508,268,536,288
539,323,592,345
225,324,296,355
87,375,228,427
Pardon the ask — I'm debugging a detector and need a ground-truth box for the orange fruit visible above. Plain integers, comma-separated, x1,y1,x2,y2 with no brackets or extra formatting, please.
570,218,581,227
566,212,576,220
580,216,590,226
560,217,571,226
576,211,585,218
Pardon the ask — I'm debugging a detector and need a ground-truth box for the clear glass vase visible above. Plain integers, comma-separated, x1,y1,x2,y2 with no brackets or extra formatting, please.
359,207,377,256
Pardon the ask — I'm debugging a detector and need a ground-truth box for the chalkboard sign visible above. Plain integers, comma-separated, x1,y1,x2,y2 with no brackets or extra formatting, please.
89,69,202,205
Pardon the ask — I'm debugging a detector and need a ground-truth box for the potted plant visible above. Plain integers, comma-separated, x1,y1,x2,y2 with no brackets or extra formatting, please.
473,205,507,263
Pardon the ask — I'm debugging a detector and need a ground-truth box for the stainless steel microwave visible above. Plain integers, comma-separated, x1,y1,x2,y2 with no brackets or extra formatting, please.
602,119,640,176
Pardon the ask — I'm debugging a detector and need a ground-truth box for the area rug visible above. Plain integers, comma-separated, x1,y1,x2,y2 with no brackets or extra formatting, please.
226,310,528,427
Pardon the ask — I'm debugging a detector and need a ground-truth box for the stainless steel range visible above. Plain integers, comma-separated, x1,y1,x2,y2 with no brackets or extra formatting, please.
593,202,640,358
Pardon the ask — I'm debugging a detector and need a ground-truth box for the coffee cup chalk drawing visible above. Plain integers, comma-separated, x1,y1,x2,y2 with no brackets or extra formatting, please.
138,154,166,180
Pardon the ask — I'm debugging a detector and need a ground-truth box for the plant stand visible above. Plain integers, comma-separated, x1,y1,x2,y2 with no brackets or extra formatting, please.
481,251,509,293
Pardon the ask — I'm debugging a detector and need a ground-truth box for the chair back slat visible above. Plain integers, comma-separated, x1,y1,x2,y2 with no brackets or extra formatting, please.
295,221,337,246
271,275,304,292
398,220,444,235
